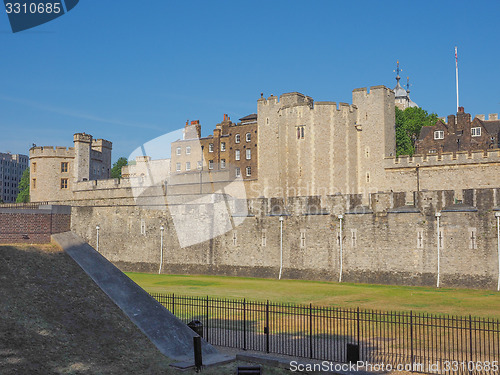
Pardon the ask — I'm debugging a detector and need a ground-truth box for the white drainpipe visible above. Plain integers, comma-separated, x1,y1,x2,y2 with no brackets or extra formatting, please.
338,215,344,283
435,212,441,288
496,212,500,291
279,216,284,280
159,225,165,275
96,225,100,252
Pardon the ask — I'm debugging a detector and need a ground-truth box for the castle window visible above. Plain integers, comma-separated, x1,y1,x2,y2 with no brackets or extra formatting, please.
471,127,481,137
429,149,437,154
297,126,305,139
186,146,191,155
365,148,370,158
351,229,357,247
32,162,36,173
232,230,237,245
176,147,181,156
235,134,241,143
208,160,214,170
209,143,214,152
60,178,68,189
186,162,191,171
246,133,251,142
235,150,241,161
176,163,181,172
140,219,146,235
469,228,477,249
417,230,424,249
221,142,226,152
300,230,306,248
220,159,226,169
434,131,444,140
261,230,266,247
366,172,370,183
235,167,241,177
60,162,68,173
32,178,36,189
246,149,251,160
246,166,251,176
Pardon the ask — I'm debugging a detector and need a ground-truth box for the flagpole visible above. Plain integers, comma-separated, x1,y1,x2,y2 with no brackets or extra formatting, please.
455,46,459,112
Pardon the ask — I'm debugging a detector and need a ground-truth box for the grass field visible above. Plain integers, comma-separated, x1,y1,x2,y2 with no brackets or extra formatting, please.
126,272,500,318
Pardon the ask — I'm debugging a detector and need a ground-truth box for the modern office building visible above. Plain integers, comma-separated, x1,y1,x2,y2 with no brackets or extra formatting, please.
0,152,29,203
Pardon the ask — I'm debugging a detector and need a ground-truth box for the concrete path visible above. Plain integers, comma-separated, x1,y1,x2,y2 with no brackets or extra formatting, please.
52,231,233,366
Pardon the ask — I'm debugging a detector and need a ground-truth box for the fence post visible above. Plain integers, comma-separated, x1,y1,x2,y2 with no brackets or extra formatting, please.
357,307,360,347
410,311,414,365
310,303,313,359
469,315,473,363
206,296,209,343
243,298,247,351
266,300,270,353
172,293,175,316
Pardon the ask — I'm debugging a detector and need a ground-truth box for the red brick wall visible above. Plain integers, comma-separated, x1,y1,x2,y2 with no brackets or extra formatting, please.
0,207,71,244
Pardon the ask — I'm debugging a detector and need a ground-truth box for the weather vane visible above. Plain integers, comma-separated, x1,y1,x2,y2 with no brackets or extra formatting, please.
394,60,402,82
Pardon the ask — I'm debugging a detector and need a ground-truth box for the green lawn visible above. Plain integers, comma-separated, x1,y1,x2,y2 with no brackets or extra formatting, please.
125,272,500,318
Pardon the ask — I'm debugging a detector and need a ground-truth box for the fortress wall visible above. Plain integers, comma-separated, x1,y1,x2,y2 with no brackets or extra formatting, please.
384,162,500,193
70,188,500,289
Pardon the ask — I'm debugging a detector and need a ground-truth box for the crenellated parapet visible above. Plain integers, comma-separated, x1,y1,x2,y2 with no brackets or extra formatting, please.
30,146,74,158
386,149,500,169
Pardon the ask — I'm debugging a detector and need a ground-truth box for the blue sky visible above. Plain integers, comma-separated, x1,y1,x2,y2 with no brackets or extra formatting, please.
1,0,499,162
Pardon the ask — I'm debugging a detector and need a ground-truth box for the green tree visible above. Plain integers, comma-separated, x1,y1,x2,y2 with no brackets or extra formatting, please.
111,157,128,179
395,106,439,156
16,168,30,203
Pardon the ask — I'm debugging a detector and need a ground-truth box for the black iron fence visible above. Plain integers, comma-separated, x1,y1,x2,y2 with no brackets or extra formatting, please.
152,293,500,374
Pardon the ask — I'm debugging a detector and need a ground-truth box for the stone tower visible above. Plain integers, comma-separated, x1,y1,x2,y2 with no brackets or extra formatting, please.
73,133,92,182
352,85,396,193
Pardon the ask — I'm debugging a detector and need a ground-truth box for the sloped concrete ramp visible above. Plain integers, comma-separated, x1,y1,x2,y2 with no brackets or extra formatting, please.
52,231,232,366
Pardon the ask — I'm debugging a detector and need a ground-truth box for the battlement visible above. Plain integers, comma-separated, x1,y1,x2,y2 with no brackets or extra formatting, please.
385,149,500,169
73,178,132,191
258,91,357,113
92,138,112,150
475,114,499,121
74,133,92,143
30,146,74,158
352,85,393,97
243,187,499,217
258,92,313,107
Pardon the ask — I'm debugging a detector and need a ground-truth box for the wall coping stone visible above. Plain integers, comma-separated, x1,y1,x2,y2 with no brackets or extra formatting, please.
441,204,478,212
387,206,421,214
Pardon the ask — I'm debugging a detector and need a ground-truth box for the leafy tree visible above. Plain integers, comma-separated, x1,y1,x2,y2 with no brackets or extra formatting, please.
111,157,128,179
16,168,30,203
395,106,439,156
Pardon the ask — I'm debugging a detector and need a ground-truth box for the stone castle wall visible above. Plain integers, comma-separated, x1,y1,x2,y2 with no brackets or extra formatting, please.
69,188,500,290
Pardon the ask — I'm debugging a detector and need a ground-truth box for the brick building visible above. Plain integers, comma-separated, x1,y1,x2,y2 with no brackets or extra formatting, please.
0,152,29,203
415,107,500,155
170,114,258,182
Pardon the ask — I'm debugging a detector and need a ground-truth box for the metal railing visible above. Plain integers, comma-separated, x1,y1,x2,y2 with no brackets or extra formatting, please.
0,202,49,209
152,293,500,374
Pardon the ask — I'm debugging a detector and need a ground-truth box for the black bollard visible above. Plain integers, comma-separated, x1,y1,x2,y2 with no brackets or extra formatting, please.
193,336,203,372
